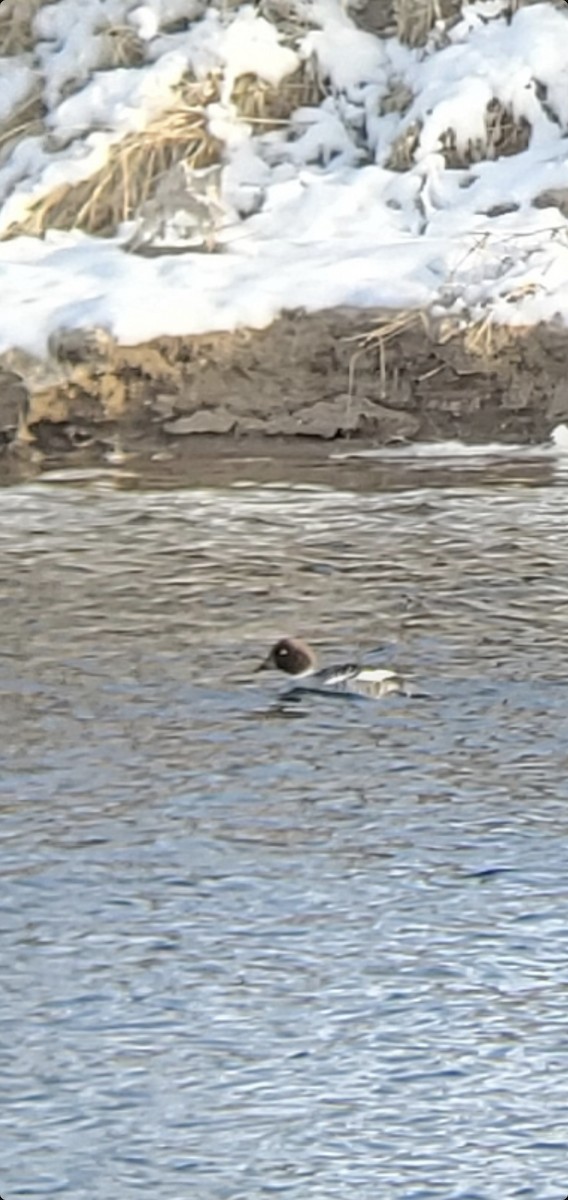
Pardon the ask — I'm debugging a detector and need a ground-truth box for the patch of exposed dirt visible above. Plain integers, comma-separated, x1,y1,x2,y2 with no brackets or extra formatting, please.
1,306,567,477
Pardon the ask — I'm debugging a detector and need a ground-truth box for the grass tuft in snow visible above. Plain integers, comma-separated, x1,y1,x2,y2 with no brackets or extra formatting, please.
444,99,531,166
0,53,323,241
384,121,420,172
0,0,46,56
231,60,323,128
4,78,222,240
386,99,531,171
92,22,146,72
395,0,461,47
0,88,45,169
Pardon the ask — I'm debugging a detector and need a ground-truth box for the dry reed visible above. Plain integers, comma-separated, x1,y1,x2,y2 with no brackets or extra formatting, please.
0,89,45,167
0,0,46,56
231,62,323,127
3,78,222,239
386,100,531,171
345,310,430,399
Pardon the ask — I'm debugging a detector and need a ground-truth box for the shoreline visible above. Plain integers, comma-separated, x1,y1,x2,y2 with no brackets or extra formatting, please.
1,306,567,479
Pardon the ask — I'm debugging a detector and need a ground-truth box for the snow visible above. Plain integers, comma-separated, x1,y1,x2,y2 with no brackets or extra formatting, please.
217,10,299,100
303,22,386,91
0,58,36,124
48,53,191,140
35,0,129,110
332,437,568,461
394,6,568,161
0,0,567,359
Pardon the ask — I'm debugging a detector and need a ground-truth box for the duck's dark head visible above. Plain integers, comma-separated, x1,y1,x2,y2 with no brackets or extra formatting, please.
256,637,317,678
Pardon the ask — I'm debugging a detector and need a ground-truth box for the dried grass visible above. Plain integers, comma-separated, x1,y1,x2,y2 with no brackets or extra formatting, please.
393,0,558,48
346,305,532,389
0,88,45,168
440,100,531,167
345,310,431,400
394,0,461,47
1,47,326,241
461,314,501,359
0,0,47,56
231,62,323,127
384,122,420,172
435,305,533,361
386,100,531,172
348,308,431,351
95,23,146,71
351,0,397,39
462,291,539,359
380,80,413,118
3,78,222,240
253,0,319,40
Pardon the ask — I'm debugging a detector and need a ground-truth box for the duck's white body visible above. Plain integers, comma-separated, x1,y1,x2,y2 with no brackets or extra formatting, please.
257,638,405,699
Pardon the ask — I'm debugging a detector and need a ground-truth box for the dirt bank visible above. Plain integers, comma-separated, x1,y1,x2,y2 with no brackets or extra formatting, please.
1,307,567,475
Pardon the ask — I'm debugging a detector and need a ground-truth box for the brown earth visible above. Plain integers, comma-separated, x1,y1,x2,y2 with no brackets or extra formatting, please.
1,306,567,479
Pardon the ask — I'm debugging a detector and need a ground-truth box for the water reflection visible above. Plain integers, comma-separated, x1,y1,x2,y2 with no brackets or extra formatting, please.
1,451,568,1200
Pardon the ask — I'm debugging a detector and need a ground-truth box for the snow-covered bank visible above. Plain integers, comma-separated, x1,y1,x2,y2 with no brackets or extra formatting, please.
0,0,568,358
1,0,568,459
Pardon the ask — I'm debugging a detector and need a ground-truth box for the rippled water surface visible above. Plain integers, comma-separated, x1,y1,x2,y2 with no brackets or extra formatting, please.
1,448,568,1200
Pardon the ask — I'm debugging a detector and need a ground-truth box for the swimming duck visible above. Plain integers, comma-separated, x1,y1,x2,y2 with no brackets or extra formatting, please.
256,636,406,699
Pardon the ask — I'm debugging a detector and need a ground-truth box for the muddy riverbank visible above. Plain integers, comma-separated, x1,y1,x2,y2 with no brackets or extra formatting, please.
1,307,567,477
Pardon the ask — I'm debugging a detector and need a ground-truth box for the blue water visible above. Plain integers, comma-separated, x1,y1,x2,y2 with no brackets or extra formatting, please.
1,459,568,1200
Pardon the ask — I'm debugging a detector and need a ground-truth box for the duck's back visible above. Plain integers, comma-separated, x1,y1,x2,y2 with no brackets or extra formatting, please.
305,662,405,699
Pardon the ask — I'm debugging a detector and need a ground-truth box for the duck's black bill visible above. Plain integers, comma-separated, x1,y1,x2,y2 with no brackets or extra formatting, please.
255,657,272,673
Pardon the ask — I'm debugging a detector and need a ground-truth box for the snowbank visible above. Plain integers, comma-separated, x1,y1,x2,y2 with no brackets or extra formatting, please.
0,0,567,361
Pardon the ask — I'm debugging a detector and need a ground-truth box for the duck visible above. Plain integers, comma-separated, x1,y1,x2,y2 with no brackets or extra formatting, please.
256,636,406,699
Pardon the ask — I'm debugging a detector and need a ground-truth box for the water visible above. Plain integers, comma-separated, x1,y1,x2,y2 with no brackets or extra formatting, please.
1,448,568,1200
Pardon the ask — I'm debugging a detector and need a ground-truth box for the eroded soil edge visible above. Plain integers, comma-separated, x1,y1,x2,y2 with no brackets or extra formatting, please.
1,308,567,472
